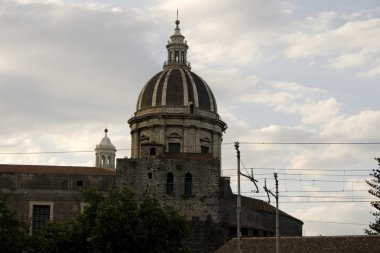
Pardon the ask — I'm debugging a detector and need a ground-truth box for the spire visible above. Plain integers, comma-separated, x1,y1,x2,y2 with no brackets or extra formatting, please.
164,12,191,70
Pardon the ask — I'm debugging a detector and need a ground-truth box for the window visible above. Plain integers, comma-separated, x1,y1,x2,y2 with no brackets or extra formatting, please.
32,205,51,233
29,201,53,234
148,173,152,179
185,173,192,196
190,103,194,114
168,143,180,153
175,51,179,62
201,146,209,154
150,147,156,156
101,155,105,166
167,173,174,195
107,156,111,166
181,51,185,63
76,180,83,187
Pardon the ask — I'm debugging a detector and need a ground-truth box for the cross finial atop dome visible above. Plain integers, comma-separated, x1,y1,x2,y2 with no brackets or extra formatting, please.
175,9,180,28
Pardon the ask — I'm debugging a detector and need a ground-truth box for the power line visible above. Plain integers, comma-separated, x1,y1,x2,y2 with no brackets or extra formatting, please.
227,177,369,184
0,148,131,155
224,172,369,177
223,142,380,145
303,220,367,226
223,168,371,172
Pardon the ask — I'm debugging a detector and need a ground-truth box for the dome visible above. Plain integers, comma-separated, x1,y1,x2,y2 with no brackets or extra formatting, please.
99,136,113,147
95,128,116,169
128,18,226,160
136,68,217,113
97,129,115,148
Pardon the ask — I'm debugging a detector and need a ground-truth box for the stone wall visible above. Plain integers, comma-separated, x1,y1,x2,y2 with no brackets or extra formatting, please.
0,173,114,192
117,157,221,222
0,170,115,226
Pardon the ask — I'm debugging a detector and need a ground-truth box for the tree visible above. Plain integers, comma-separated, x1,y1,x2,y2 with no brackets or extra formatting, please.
0,193,29,253
32,187,189,253
365,158,380,234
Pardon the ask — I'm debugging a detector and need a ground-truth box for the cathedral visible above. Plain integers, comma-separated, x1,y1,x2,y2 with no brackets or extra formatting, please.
0,18,302,252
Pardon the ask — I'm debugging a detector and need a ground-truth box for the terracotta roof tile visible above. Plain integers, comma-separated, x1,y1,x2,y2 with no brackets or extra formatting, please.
0,164,115,176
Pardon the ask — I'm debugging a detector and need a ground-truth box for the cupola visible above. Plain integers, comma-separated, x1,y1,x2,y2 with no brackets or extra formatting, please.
95,129,116,169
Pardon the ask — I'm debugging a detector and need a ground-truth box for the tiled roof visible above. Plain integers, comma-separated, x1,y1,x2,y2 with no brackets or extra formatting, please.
223,194,302,223
0,164,115,176
216,236,380,253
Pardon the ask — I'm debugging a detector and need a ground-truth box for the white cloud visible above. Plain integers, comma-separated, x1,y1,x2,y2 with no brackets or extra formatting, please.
321,110,380,141
240,81,340,125
329,49,373,69
358,62,380,77
294,202,370,235
282,14,380,77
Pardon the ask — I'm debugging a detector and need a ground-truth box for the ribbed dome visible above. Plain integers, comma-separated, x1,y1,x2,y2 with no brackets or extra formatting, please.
128,18,227,160
136,67,217,113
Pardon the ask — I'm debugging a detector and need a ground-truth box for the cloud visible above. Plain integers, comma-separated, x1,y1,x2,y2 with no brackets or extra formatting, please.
240,81,340,125
294,202,370,235
283,18,380,58
358,62,380,77
281,13,380,77
321,110,380,141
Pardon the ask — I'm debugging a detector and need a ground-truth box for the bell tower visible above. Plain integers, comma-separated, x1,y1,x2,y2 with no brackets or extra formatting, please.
95,129,116,169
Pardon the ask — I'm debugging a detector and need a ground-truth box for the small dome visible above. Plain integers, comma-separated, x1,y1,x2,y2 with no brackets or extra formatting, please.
99,136,113,147
136,67,217,113
97,129,115,148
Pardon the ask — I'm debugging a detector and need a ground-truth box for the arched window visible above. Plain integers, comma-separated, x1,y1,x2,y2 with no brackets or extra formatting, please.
150,147,156,156
185,173,192,196
167,173,174,195
190,103,194,114
101,155,105,166
107,156,111,166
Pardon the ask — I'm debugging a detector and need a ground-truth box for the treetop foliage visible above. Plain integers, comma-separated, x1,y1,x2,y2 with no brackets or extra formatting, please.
0,187,189,253
365,158,380,235
0,193,29,253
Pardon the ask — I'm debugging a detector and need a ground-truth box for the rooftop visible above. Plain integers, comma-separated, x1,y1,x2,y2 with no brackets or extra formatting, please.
0,164,115,176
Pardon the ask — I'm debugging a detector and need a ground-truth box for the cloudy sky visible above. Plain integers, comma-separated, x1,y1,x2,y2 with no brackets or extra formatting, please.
1,0,380,236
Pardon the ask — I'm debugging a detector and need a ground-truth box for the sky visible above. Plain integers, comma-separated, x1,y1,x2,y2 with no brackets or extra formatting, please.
1,0,380,236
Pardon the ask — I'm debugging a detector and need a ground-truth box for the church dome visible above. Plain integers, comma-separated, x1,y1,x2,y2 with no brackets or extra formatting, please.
135,18,219,115
136,68,217,113
128,18,226,160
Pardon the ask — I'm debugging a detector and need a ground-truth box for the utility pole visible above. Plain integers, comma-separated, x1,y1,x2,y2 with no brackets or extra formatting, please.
263,173,280,253
234,142,242,253
274,173,280,253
